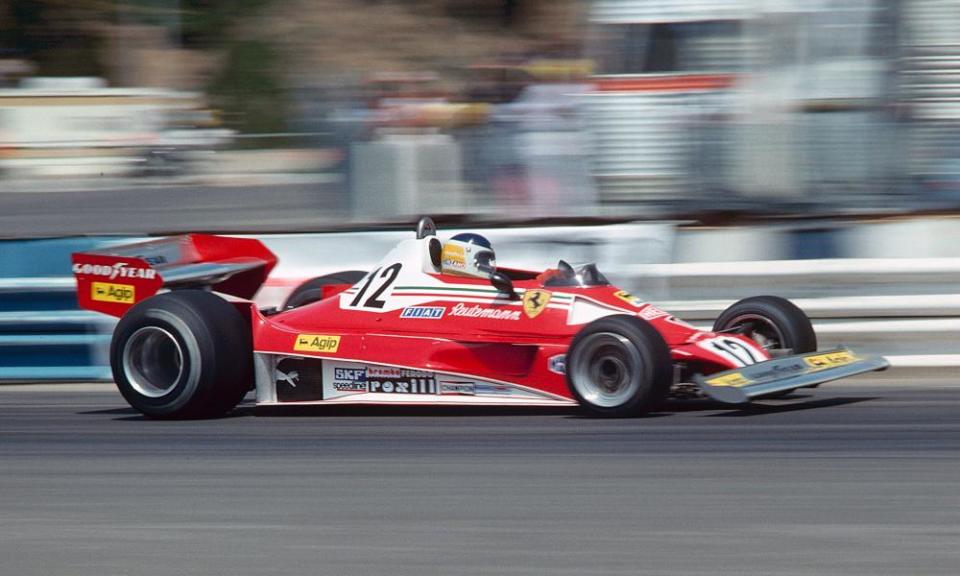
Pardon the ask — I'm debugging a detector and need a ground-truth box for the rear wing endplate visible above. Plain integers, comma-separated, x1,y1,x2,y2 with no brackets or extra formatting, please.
72,234,277,317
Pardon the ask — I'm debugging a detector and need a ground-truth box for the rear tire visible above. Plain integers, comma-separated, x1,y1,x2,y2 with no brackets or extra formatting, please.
284,271,366,309
110,290,252,419
566,315,673,417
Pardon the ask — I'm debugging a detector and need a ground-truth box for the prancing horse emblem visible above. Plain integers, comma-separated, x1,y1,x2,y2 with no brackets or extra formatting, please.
522,289,552,319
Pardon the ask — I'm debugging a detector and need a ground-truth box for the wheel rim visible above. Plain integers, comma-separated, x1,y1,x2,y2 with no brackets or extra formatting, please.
570,332,643,408
122,326,184,398
724,314,786,351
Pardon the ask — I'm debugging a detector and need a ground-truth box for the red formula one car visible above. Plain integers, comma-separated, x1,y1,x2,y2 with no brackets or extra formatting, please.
72,218,888,418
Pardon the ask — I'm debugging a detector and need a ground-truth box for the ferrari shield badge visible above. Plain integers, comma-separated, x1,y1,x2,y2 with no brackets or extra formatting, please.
523,289,552,319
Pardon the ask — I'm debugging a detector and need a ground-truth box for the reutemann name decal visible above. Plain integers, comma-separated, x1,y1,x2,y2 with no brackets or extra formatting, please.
448,303,521,321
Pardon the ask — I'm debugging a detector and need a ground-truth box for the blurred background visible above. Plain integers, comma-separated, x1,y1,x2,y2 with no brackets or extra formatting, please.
2,0,960,234
3,5,960,571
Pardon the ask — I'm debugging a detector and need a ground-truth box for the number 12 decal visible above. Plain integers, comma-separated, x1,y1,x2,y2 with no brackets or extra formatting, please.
708,338,762,366
348,263,402,310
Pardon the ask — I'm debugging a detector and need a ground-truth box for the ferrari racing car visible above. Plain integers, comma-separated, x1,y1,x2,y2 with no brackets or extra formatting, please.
71,218,888,418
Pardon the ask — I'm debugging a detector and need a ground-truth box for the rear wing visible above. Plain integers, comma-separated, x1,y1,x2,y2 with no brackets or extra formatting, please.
72,234,277,317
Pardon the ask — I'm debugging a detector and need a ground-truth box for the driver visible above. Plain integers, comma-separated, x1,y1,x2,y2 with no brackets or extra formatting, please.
441,233,495,278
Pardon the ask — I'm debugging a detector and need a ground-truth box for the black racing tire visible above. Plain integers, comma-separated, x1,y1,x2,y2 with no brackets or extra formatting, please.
283,271,367,309
713,296,817,398
110,290,253,419
566,315,673,417
713,295,816,354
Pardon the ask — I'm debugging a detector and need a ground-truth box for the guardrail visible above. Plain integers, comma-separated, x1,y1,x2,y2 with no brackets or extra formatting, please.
0,277,114,381
642,260,960,366
664,295,960,366
1,227,957,381
629,258,960,300
0,223,674,381
0,237,129,382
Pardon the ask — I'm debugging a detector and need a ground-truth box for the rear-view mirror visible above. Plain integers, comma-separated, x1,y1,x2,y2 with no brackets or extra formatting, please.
490,271,516,298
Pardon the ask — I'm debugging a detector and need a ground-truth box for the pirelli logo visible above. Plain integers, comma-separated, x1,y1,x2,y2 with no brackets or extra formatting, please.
91,282,135,304
294,334,341,354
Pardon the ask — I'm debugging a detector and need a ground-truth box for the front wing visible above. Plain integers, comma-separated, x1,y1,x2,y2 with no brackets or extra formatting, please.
694,348,889,404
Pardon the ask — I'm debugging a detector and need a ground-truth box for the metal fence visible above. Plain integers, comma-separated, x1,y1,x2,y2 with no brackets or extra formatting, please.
3,221,958,382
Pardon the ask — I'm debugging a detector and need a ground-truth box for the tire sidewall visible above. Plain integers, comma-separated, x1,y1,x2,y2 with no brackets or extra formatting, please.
110,291,250,418
112,307,209,416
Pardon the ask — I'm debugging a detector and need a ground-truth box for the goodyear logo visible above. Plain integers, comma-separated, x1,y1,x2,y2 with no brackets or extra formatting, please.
91,282,135,304
804,350,856,370
73,262,157,280
294,334,341,354
705,372,752,387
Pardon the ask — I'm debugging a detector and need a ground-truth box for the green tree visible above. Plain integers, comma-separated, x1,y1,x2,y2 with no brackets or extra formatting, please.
208,39,288,135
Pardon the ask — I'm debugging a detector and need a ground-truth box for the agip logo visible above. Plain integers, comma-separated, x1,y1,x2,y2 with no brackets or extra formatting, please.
91,282,135,304
804,351,856,370
293,334,341,354
522,289,552,319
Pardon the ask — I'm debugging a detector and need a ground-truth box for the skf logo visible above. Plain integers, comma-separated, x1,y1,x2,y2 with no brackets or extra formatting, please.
294,334,341,354
522,289,551,319
91,282,135,304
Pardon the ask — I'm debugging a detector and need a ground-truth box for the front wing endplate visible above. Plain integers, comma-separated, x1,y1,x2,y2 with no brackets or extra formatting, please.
694,347,889,404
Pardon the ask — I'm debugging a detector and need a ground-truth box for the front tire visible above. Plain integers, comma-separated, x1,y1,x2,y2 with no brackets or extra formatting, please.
713,296,817,398
110,290,252,419
712,295,816,355
566,315,673,417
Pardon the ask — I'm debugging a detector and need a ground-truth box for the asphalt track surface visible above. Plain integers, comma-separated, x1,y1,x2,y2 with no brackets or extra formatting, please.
2,375,959,576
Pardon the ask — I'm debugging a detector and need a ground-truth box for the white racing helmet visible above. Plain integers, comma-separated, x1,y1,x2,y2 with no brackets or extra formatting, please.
441,233,495,278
